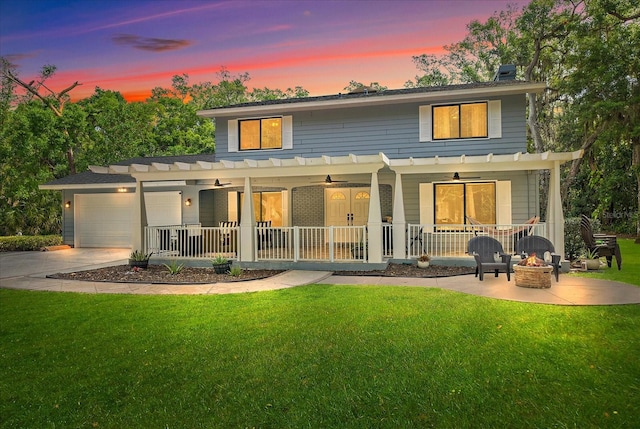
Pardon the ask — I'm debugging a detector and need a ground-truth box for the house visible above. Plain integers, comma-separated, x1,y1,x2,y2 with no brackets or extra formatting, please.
40,79,582,269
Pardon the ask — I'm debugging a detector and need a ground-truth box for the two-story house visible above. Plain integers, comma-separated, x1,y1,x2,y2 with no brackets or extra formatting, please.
41,78,582,269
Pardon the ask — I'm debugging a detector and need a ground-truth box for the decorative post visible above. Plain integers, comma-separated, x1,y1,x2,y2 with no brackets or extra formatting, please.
239,177,255,261
131,180,147,252
367,171,383,263
392,173,406,259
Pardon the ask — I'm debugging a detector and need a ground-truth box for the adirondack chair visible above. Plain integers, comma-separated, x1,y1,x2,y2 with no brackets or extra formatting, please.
516,235,561,281
580,215,622,270
468,236,512,281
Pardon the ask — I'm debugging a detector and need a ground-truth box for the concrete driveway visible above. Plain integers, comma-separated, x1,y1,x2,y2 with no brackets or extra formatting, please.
0,248,130,279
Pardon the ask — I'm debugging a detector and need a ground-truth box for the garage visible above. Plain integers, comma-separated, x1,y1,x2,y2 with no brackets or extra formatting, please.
73,191,183,248
74,193,134,248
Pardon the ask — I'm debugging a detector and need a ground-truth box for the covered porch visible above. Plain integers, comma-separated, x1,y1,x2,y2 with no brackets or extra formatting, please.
90,150,582,267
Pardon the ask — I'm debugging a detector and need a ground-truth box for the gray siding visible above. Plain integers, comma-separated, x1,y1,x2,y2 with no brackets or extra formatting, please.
215,95,527,161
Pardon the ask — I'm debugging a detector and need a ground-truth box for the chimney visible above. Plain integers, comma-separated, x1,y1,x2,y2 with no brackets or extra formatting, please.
493,64,516,81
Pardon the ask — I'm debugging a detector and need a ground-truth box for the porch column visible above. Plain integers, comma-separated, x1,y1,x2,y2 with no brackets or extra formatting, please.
131,180,147,252
392,173,406,259
547,161,565,258
367,172,382,263
239,176,255,262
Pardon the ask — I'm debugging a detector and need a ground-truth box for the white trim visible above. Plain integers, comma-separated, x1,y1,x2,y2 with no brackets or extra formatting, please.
419,105,432,142
488,100,502,138
228,119,238,152
282,115,293,149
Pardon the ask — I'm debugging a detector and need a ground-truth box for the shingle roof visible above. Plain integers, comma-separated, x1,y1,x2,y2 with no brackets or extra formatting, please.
202,80,535,110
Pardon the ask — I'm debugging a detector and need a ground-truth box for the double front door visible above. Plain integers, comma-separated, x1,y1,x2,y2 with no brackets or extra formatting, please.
325,188,370,243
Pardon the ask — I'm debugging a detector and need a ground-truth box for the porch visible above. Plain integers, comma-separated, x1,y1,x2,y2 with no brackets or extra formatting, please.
144,221,547,264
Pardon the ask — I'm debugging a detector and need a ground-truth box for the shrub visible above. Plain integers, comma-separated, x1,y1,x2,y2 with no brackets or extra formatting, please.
229,266,243,277
0,235,63,252
163,260,184,275
564,216,602,261
130,250,153,261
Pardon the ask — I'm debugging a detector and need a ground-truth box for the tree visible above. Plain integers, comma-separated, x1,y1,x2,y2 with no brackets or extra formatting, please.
1,61,83,174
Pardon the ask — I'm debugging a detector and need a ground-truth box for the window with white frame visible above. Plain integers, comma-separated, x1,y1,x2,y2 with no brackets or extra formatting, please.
228,116,293,152
419,100,501,142
419,181,511,228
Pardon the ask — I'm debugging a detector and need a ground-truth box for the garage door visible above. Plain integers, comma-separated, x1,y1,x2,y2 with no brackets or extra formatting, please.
75,193,134,248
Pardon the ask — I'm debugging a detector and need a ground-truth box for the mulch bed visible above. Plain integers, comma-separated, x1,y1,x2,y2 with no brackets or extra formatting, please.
48,263,475,284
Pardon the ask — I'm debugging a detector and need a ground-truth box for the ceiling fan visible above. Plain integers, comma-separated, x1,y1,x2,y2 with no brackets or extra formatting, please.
313,175,348,185
445,172,481,181
212,179,231,187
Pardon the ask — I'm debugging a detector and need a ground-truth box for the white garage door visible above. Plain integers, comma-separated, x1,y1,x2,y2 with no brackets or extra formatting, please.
75,193,134,248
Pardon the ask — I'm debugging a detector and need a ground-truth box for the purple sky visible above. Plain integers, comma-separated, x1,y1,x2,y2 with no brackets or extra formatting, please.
1,0,530,101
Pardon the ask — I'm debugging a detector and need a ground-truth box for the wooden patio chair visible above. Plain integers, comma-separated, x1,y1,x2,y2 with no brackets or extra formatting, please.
516,235,561,281
580,215,622,270
467,236,512,281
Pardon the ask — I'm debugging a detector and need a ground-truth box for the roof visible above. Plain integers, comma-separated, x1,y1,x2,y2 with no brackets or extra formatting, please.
198,80,547,118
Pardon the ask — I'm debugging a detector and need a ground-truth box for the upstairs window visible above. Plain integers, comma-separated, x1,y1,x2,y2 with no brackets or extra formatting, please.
228,116,293,152
240,118,282,150
433,102,487,140
419,100,501,142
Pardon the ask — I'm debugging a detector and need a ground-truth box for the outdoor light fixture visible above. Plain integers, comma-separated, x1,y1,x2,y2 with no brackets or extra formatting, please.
65,201,71,208
185,198,192,206
117,187,128,193
452,172,461,181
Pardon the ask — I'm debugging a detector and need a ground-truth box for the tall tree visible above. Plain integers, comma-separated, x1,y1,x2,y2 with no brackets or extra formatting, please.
1,61,82,174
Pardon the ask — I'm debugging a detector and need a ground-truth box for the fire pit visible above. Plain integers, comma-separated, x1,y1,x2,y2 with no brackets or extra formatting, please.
513,253,552,289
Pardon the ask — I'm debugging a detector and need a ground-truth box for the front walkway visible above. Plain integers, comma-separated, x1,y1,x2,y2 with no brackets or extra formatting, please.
1,248,639,305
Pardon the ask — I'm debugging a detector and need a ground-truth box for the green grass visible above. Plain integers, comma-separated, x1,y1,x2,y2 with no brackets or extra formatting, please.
1,285,639,428
570,239,640,286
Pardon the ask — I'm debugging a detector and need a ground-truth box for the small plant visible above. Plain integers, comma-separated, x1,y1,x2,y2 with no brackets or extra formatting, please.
212,255,228,265
130,250,153,261
164,260,184,275
417,254,431,262
583,248,599,260
229,266,243,277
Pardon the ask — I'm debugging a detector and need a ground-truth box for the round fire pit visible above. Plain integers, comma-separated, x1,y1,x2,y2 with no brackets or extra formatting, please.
513,265,553,289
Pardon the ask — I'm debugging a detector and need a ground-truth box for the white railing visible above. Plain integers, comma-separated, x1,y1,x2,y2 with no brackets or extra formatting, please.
145,222,546,262
407,222,547,258
255,226,367,262
145,225,239,259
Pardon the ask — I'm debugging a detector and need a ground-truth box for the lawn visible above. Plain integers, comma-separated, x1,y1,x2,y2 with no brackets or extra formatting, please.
2,282,639,428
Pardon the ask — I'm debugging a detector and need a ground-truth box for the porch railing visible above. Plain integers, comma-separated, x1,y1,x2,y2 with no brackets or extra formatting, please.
145,225,239,259
145,224,368,262
406,222,547,259
144,222,546,261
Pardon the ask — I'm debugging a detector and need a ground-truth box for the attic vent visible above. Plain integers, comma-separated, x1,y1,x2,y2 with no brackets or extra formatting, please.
493,64,516,81
348,85,378,95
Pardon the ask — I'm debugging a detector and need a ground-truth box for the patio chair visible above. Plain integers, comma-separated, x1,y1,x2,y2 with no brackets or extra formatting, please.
516,235,561,281
580,215,622,270
468,236,511,281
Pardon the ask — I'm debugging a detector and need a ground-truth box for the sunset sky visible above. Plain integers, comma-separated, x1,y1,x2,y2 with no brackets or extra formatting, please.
1,0,530,102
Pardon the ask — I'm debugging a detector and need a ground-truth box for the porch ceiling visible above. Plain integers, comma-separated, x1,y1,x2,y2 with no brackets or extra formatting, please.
87,150,583,183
